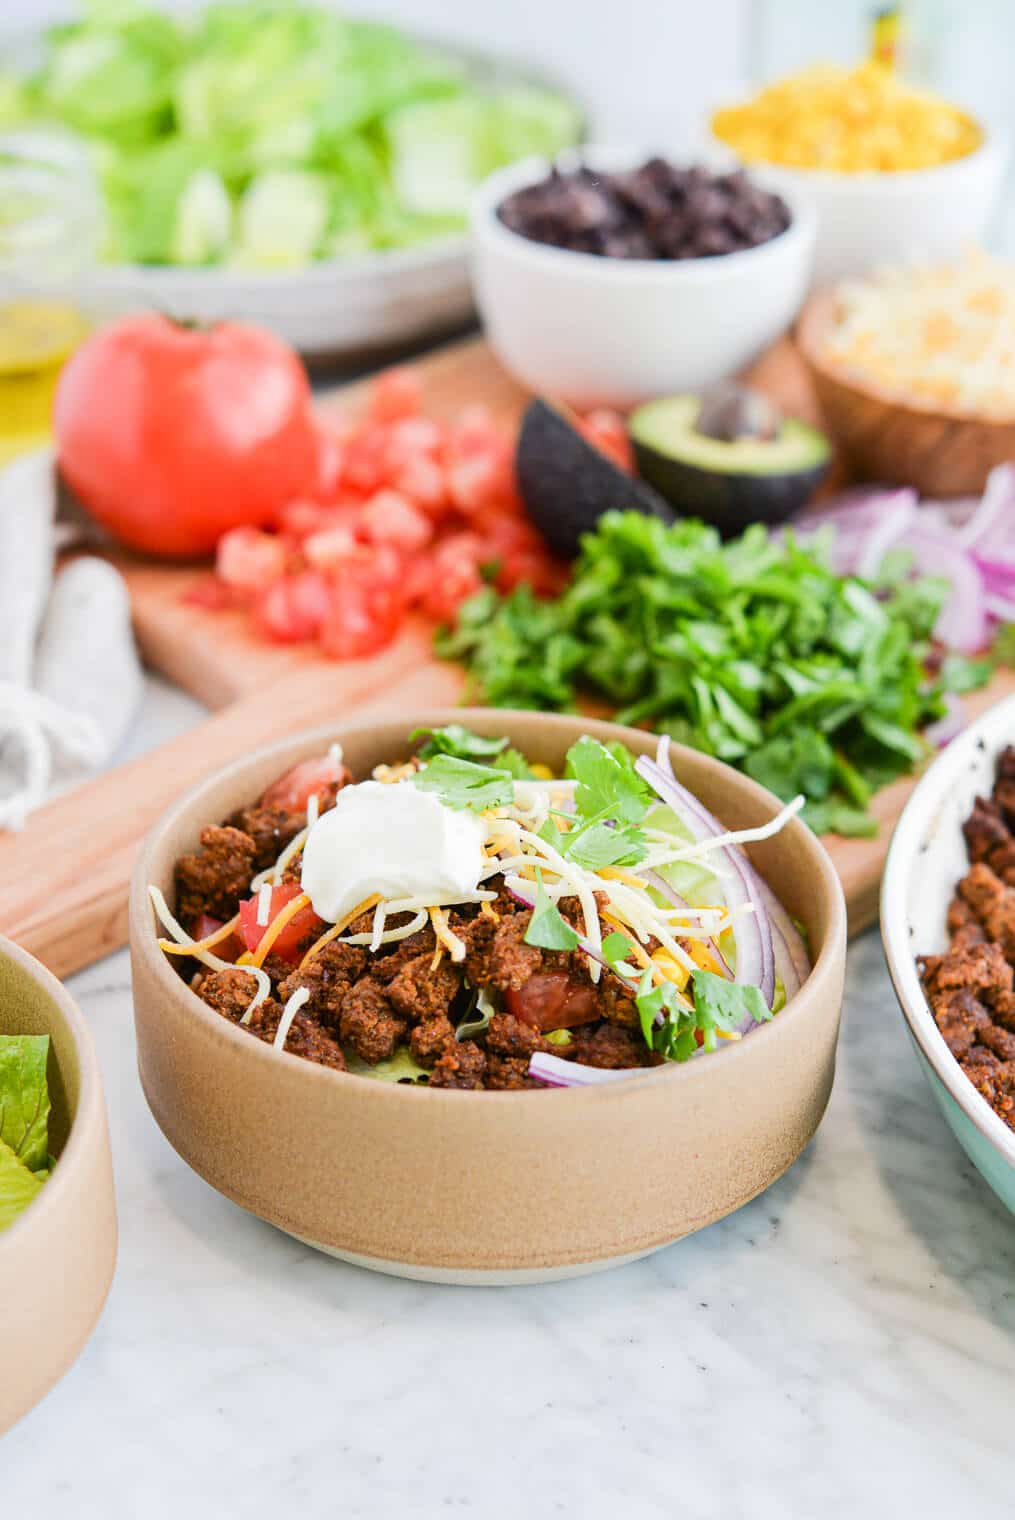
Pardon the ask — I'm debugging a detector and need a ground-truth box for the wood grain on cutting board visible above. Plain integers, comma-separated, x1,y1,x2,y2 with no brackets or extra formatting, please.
0,334,1007,976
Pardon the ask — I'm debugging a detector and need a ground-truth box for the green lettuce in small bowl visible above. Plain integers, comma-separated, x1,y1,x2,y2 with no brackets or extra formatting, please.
0,1031,53,1232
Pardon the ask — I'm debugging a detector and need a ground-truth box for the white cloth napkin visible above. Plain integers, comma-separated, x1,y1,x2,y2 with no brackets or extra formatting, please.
0,448,144,830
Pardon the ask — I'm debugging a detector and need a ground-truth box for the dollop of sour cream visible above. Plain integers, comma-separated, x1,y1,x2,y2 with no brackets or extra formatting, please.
300,779,487,923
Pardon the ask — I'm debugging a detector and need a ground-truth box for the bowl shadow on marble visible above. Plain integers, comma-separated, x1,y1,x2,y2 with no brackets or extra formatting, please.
838,940,1015,1340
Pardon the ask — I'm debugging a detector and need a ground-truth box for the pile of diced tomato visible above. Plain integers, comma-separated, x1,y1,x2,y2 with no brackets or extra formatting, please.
189,370,628,661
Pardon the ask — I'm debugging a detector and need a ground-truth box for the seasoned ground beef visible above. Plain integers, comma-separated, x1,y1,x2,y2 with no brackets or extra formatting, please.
485,1054,540,1090
387,955,460,1022
919,747,1015,1133
176,825,256,921
409,1015,457,1068
573,1022,651,1069
460,911,543,992
228,804,303,873
339,977,407,1064
485,1011,547,1058
428,1042,486,1089
279,941,367,1027
244,1002,347,1070
195,968,264,1023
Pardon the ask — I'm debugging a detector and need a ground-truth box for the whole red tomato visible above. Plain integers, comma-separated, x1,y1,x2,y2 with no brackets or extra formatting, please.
55,315,320,557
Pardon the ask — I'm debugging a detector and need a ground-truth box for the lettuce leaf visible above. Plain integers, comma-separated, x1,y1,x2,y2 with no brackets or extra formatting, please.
0,1137,45,1234
0,1033,51,1173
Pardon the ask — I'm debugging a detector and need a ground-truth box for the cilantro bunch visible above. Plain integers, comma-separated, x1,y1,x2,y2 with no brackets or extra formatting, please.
436,513,990,836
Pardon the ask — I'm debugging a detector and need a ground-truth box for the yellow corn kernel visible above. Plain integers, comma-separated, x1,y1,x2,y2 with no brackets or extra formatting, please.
712,62,981,174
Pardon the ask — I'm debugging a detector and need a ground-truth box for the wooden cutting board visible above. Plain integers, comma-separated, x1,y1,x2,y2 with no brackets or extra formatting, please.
2,334,1012,978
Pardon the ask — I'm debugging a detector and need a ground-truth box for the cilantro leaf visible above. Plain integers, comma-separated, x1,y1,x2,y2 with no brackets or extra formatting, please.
411,724,508,762
691,969,770,1034
411,755,514,812
523,871,581,951
565,735,648,826
497,747,535,780
561,820,646,870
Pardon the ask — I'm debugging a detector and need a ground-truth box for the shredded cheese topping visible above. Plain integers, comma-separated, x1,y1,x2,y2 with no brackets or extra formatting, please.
273,986,310,1051
821,251,1015,418
148,885,271,1023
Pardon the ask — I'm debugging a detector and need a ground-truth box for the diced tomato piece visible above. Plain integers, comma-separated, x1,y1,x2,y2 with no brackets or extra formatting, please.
343,425,390,493
216,526,288,593
390,452,449,516
419,535,486,623
261,756,347,814
312,425,345,501
579,409,633,472
384,416,444,462
304,522,365,571
276,500,331,541
445,403,499,457
357,489,433,553
188,914,245,961
238,883,324,964
505,972,601,1031
446,449,515,516
318,567,405,660
367,367,422,423
253,570,334,643
182,576,235,611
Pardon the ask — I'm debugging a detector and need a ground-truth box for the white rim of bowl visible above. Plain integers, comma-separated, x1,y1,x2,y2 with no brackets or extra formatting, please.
470,145,818,282
705,125,1003,193
881,691,1015,1169
83,230,469,290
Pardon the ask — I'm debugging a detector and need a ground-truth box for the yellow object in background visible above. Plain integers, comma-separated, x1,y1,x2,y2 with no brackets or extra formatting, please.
712,60,982,173
869,6,903,70
0,299,89,468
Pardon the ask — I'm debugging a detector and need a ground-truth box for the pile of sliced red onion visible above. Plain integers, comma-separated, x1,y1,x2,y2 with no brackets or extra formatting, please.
524,739,812,1088
787,463,1015,658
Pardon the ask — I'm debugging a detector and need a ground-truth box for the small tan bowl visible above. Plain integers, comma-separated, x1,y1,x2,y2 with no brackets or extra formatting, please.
0,934,117,1434
130,710,846,1284
797,289,1015,496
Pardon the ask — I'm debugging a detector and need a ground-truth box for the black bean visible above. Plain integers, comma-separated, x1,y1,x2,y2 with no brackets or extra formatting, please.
496,158,792,261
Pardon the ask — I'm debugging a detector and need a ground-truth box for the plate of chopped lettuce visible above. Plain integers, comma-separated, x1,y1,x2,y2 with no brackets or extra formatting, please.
0,2,583,356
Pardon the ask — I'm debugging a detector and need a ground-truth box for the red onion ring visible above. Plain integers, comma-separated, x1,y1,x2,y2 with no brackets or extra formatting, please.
635,752,776,1017
528,1052,635,1087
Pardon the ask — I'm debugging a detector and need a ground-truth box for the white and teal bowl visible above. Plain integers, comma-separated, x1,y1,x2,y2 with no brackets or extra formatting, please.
881,695,1015,1213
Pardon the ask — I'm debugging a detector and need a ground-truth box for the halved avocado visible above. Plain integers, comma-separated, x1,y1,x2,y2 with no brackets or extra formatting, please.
516,398,674,559
629,391,830,539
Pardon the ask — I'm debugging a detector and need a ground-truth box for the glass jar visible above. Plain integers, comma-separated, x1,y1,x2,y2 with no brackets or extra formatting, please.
0,129,102,466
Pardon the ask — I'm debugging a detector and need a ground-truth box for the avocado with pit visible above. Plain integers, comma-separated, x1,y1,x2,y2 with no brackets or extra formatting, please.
629,386,830,539
516,398,674,559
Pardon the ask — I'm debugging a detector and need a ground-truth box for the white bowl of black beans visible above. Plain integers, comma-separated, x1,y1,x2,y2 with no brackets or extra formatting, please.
470,147,816,408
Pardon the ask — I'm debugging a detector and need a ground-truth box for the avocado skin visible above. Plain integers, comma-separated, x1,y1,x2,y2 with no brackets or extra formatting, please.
517,399,674,560
631,441,827,540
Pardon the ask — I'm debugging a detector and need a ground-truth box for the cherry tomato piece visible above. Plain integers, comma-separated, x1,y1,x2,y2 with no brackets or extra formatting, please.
238,883,324,963
260,756,346,814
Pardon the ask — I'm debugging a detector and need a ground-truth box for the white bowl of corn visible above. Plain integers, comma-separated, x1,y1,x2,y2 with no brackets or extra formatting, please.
710,63,1007,284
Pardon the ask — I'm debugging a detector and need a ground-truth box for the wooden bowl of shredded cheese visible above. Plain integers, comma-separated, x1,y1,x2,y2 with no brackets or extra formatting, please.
797,252,1015,496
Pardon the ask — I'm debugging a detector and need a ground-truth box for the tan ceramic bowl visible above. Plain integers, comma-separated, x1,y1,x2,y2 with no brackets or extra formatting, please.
130,710,847,1284
798,290,1015,496
0,934,117,1433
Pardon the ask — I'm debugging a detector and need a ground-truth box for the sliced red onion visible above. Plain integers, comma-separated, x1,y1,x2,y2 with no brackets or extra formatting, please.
528,1052,635,1087
986,591,1015,623
852,490,918,579
634,751,775,1015
956,463,1015,554
924,692,964,749
903,528,989,653
751,875,811,996
640,868,733,980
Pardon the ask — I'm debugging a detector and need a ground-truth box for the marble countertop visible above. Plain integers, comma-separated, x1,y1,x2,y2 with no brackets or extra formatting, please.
5,679,1015,1518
